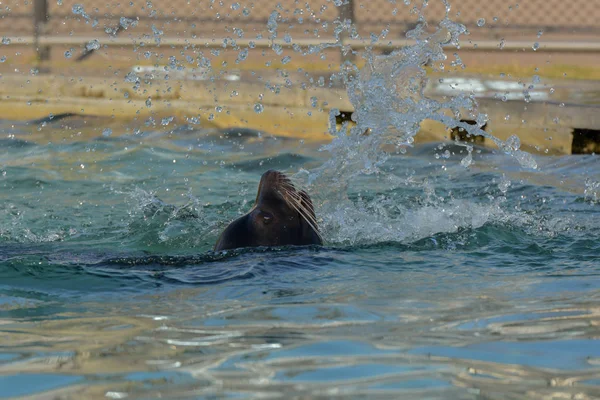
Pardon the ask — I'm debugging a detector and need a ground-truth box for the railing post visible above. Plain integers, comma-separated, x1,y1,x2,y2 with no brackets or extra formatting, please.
33,0,50,65
338,0,356,64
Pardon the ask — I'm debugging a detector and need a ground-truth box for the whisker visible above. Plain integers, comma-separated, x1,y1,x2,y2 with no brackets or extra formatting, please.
284,190,303,205
281,190,322,240
279,187,300,204
287,194,316,221
276,175,322,241
286,173,308,189
278,172,309,193
282,188,304,208
280,181,297,191
285,198,322,241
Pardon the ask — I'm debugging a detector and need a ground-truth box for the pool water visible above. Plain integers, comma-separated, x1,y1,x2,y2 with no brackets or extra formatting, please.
1,117,599,399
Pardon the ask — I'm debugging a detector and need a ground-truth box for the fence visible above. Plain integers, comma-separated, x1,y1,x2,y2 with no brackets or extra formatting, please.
5,0,600,35
1,0,599,61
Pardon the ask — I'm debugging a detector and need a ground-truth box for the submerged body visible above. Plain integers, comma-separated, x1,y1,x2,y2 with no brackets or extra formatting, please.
214,170,323,251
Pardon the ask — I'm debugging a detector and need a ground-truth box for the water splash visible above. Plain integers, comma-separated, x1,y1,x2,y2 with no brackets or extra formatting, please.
297,0,539,245
325,4,535,179
115,186,236,251
584,179,600,204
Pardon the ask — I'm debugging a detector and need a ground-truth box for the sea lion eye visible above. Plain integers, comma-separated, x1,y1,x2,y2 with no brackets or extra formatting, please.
262,212,273,224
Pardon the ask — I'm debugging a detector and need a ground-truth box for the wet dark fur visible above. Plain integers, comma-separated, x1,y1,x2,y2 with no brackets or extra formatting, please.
214,170,322,251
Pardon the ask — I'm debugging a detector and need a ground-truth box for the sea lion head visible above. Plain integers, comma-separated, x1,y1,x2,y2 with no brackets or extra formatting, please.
214,170,322,251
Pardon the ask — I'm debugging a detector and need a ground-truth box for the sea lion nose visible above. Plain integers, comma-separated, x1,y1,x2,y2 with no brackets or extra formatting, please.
262,170,283,181
257,170,289,201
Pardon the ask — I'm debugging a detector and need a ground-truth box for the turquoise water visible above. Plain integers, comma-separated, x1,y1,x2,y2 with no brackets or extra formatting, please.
1,117,599,398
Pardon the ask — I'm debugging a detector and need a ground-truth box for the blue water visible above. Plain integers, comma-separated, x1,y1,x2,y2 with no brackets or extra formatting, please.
1,117,599,398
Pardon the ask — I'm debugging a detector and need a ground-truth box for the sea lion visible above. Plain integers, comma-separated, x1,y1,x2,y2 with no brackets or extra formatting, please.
214,170,323,251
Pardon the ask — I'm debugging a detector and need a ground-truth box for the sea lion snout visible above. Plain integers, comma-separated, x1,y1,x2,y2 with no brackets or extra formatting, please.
256,170,289,202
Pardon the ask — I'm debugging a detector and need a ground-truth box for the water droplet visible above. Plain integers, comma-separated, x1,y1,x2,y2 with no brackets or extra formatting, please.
124,71,139,83
64,50,72,58
498,175,511,193
233,27,244,38
254,103,264,113
231,2,240,10
272,44,283,55
57,0,63,4
0,56,6,63
242,8,251,16
72,4,85,15
145,97,152,107
236,48,248,63
498,38,505,49
102,128,112,137
503,135,521,152
584,179,600,204
151,24,164,44
119,17,138,29
85,39,100,51
532,42,539,51
1,37,11,45
532,75,541,84
281,56,291,64
476,18,485,27
476,113,488,127
460,152,472,167
267,11,279,38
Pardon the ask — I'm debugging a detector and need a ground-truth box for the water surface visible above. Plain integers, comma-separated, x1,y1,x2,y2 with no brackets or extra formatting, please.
0,117,599,399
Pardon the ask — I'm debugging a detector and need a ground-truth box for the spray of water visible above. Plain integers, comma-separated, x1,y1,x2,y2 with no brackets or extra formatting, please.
295,0,541,245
